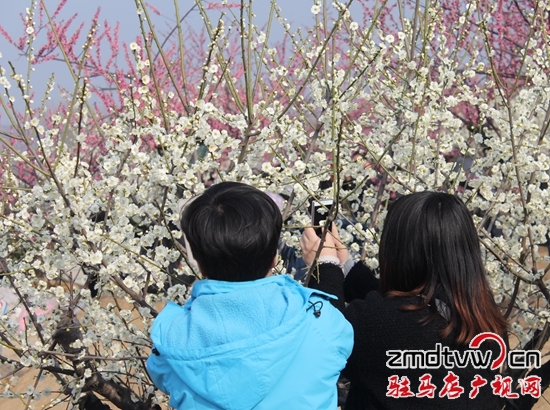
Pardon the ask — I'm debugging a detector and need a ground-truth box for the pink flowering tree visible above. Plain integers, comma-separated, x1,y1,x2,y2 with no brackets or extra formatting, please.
0,0,550,408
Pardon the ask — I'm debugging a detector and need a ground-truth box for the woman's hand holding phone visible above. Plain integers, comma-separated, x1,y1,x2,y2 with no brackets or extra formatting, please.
300,225,349,265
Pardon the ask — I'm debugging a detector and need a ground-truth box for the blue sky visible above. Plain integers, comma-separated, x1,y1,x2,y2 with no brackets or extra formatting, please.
0,1,320,74
0,1,322,114
0,0,368,124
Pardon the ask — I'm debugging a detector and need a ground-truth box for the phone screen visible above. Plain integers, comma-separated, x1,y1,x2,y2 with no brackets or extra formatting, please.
310,199,334,237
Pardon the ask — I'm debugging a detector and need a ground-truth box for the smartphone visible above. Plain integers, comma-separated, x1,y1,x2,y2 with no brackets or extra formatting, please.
310,199,334,237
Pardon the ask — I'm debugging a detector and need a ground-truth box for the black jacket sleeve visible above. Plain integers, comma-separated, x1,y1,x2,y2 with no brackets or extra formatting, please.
306,263,346,312
343,262,379,303
307,261,380,312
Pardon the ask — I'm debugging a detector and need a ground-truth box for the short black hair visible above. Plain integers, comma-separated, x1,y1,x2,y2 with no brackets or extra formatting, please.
180,182,282,281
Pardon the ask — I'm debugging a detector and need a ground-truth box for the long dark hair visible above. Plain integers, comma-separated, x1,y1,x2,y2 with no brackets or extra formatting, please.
379,191,507,345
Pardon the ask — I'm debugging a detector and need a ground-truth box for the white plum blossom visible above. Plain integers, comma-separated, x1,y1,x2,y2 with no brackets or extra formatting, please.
1,0,550,407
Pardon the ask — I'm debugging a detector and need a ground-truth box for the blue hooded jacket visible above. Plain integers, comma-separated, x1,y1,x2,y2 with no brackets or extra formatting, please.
147,274,353,409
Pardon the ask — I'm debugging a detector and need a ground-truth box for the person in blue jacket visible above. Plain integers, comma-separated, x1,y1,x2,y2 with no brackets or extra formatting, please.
146,181,353,410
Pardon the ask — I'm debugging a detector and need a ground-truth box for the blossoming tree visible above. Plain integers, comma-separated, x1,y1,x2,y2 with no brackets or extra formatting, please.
0,0,550,408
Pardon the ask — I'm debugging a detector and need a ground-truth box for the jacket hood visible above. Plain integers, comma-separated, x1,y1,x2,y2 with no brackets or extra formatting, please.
150,275,335,410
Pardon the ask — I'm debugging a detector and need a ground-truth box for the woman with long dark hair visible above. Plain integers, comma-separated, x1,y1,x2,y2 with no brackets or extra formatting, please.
301,191,508,409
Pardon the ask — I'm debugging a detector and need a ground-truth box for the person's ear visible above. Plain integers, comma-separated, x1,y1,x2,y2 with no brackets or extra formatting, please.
270,255,277,270
265,255,278,278
197,262,207,279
